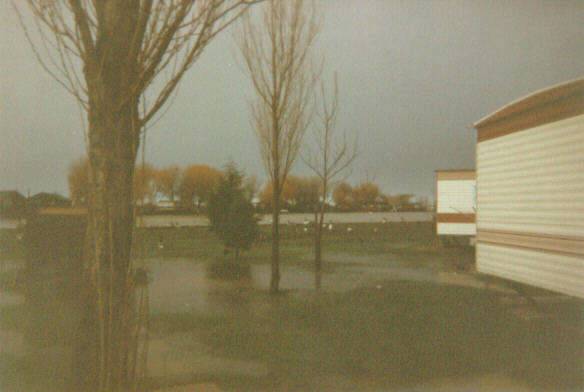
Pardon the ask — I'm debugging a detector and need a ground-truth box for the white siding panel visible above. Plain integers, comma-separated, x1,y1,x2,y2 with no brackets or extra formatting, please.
478,223,581,238
436,180,476,213
477,115,584,237
437,223,476,236
477,243,584,299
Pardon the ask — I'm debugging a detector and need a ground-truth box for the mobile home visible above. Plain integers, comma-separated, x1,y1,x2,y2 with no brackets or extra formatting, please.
435,170,476,236
474,78,584,299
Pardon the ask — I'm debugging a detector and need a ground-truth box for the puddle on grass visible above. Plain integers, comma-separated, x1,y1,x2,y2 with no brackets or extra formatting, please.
142,257,439,314
2,255,581,392
141,258,584,392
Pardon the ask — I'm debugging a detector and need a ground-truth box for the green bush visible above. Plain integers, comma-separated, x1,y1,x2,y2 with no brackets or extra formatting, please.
207,163,259,261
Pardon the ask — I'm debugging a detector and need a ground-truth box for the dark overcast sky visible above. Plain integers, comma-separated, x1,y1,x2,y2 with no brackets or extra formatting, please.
1,1,583,199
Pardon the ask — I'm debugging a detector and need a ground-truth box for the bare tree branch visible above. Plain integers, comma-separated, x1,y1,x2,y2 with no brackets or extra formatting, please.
303,74,358,192
236,0,319,293
18,0,261,133
16,1,263,390
302,72,358,289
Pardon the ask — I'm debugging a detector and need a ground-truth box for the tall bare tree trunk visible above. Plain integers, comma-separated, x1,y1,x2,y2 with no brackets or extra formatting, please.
314,181,327,290
270,183,281,293
20,1,262,390
314,204,322,289
236,0,320,294
85,106,139,391
84,11,142,383
302,74,357,291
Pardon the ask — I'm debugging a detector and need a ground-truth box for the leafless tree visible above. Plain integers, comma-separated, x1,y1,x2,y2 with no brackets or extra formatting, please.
236,0,320,293
303,75,357,289
16,1,260,390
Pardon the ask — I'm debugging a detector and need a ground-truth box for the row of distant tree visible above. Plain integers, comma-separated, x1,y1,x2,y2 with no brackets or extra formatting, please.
69,158,246,211
68,159,430,213
259,176,428,212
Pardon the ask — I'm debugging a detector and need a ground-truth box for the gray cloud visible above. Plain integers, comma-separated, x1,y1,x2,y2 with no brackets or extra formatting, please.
2,0,583,199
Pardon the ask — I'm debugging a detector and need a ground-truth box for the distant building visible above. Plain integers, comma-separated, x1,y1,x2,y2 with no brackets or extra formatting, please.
0,190,27,218
150,193,180,211
155,199,176,210
27,192,72,210
435,170,476,236
251,196,261,209
474,78,584,299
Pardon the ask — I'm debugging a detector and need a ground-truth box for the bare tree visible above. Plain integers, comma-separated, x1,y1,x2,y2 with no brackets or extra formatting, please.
236,0,320,293
16,1,260,390
303,75,357,289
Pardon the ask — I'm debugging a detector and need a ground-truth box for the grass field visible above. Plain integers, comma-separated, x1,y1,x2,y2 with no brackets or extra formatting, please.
2,221,472,269
1,222,583,391
130,221,474,271
148,282,584,391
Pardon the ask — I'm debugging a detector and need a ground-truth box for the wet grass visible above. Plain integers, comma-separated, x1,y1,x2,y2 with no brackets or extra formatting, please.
150,281,584,391
129,222,473,271
133,221,436,255
0,268,21,293
2,221,468,271
6,221,575,391
0,304,24,330
0,230,24,260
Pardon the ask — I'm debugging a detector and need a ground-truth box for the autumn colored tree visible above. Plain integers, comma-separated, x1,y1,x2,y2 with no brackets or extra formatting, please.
133,164,156,205
353,181,381,210
68,157,90,206
259,175,302,210
259,176,320,211
383,194,399,211
292,177,321,212
180,165,223,211
332,182,354,210
397,194,416,210
69,158,155,206
154,165,181,202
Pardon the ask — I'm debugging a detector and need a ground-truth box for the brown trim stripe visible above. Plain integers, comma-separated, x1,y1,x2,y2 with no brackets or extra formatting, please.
477,230,584,257
476,80,584,143
436,213,476,223
475,79,584,127
436,171,476,180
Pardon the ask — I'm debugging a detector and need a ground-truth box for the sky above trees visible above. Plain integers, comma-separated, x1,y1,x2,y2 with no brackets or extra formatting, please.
2,0,584,198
